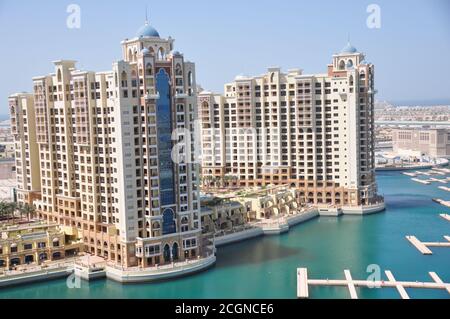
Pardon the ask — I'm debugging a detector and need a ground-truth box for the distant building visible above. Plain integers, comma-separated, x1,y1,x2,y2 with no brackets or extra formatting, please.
392,128,450,158
0,142,15,159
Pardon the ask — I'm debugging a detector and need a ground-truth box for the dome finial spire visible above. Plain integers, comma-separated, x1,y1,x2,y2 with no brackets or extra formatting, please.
145,5,149,25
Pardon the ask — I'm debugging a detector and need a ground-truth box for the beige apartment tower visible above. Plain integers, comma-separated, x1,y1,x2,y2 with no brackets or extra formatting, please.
9,93,41,204
198,43,382,209
9,22,205,268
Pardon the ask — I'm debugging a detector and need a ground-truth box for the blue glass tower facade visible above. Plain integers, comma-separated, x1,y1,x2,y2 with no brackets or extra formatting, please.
156,69,177,235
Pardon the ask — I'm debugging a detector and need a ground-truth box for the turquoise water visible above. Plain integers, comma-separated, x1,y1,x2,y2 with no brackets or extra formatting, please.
1,171,449,299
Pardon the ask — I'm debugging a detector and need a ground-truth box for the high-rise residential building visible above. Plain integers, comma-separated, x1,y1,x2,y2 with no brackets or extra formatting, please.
9,21,204,269
9,93,41,204
198,43,383,211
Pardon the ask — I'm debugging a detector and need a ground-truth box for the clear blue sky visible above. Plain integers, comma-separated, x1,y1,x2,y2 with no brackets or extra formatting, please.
1,0,449,117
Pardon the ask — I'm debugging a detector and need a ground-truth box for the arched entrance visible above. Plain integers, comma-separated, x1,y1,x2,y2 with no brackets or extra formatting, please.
39,253,48,261
52,252,62,260
162,209,176,235
25,255,34,264
10,258,20,266
163,244,171,263
172,243,179,261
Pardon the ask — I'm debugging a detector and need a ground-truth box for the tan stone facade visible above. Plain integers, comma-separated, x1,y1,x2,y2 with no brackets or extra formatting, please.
9,22,203,269
392,128,450,158
198,44,380,208
0,222,82,268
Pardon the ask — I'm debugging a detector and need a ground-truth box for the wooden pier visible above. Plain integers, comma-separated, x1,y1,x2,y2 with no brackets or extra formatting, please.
406,235,450,255
297,268,450,299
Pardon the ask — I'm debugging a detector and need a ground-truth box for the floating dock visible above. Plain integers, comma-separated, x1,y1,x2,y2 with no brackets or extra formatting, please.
297,268,450,299
344,270,358,299
433,198,450,208
406,236,433,255
385,270,409,299
403,172,416,177
432,179,448,184
411,178,431,185
406,235,450,255
432,170,447,176
297,268,309,299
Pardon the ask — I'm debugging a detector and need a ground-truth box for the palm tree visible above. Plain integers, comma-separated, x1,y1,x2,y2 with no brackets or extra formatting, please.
7,202,17,223
0,201,17,224
16,202,24,221
223,175,231,187
0,201,6,222
19,203,35,221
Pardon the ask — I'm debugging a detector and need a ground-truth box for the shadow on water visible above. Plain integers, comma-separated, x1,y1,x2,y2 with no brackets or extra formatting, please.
216,238,303,269
384,193,432,209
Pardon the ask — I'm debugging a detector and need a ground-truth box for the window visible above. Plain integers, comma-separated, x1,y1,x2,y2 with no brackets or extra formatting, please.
145,244,161,256
146,63,153,76
24,243,32,250
162,209,176,235
175,64,182,76
157,47,165,60
188,71,193,87
183,238,197,249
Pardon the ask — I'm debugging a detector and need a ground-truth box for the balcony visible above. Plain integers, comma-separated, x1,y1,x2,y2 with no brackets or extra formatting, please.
175,93,189,99
145,93,160,100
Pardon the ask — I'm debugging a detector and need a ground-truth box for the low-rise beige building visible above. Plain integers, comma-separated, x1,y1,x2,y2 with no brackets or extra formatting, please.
200,186,304,235
0,221,83,268
392,128,450,158
239,188,300,220
200,199,247,235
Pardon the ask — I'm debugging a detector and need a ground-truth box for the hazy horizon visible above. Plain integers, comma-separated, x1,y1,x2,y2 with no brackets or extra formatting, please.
1,0,449,116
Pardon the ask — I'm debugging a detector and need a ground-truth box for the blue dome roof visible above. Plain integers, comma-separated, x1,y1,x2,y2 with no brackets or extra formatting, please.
136,23,160,38
341,42,358,54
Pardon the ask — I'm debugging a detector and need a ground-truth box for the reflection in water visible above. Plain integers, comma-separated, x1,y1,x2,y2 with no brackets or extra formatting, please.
217,238,304,269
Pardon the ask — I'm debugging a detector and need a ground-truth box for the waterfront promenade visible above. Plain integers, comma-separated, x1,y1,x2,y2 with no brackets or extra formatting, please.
0,203,384,287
